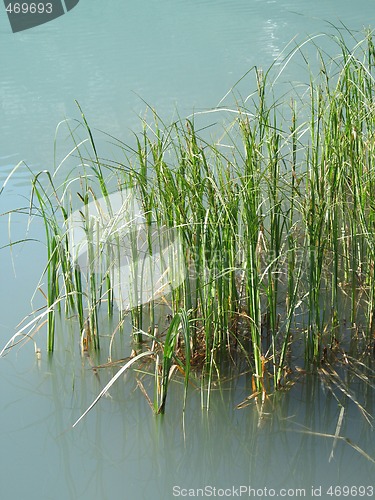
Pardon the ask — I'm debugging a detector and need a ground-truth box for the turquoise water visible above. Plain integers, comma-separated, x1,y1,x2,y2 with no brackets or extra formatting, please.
1,2,375,499
0,0,373,167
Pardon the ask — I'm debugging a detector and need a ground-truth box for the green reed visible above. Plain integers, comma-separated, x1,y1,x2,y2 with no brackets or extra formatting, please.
3,28,375,412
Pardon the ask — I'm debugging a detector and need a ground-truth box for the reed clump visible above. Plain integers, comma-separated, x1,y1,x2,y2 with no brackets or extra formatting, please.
2,28,375,413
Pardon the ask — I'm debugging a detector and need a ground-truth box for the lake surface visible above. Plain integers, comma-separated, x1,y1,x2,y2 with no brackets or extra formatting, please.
1,2,374,499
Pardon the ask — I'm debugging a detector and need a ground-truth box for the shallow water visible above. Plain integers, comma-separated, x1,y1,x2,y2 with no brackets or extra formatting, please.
1,338,374,500
1,2,374,499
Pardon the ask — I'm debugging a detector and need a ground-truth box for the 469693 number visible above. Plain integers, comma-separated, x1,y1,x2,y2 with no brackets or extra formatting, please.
326,485,374,497
5,3,53,14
